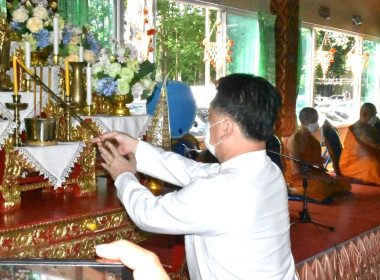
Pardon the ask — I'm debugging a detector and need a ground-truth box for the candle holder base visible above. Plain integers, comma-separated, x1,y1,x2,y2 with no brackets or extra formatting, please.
83,104,94,116
5,95,28,147
53,54,59,66
62,95,77,142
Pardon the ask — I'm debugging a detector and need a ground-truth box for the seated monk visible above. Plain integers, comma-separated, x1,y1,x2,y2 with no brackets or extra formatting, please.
339,103,380,185
374,116,380,135
284,107,351,202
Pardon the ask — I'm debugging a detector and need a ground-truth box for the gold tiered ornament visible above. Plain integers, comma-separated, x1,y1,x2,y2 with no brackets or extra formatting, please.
145,74,171,193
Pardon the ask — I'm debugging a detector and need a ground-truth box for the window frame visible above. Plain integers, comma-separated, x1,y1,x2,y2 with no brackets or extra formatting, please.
300,21,380,125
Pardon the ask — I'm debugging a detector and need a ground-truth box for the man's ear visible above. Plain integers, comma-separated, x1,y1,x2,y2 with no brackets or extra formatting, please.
221,119,234,140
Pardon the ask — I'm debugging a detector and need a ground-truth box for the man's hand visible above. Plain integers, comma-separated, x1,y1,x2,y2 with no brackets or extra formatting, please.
91,131,139,156
99,141,137,181
96,240,170,280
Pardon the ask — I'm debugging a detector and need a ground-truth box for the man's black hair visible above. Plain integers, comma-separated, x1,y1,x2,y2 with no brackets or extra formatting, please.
211,73,282,141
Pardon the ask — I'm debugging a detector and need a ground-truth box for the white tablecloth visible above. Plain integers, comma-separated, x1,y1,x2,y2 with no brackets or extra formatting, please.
74,114,152,139
16,142,86,189
1,111,150,188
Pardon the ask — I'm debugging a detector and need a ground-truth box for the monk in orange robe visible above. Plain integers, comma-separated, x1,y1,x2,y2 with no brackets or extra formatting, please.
339,103,380,185
284,107,351,202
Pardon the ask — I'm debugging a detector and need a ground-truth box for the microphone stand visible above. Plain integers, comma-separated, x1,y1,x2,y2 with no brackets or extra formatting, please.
268,149,335,232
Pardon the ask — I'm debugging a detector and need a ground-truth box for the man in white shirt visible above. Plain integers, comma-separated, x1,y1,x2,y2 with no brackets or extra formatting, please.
93,74,296,279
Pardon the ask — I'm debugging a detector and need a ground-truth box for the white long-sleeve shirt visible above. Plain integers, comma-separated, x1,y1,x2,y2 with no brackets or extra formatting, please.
115,141,296,280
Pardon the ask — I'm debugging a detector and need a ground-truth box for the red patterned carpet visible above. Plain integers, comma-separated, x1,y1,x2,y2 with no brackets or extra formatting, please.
289,183,380,264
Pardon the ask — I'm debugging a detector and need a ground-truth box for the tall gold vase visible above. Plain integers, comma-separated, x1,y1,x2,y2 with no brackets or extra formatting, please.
69,62,86,115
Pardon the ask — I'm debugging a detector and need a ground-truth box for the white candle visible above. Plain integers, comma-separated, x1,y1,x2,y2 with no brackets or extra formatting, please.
86,64,92,105
53,16,59,55
25,42,31,79
79,46,84,62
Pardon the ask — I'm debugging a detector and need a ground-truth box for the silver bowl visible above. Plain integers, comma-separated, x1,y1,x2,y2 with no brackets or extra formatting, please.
24,118,59,146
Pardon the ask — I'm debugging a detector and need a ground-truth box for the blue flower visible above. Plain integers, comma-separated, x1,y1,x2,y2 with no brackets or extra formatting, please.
97,77,118,96
86,35,100,55
33,29,50,49
10,21,22,31
62,27,72,45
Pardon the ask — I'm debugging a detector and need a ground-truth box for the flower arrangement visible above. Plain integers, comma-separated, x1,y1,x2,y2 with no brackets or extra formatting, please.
92,44,156,100
9,0,62,52
60,24,100,63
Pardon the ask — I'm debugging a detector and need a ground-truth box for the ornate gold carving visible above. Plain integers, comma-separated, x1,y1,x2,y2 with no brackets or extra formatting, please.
0,12,13,91
0,139,22,209
50,212,129,242
76,144,97,194
0,210,149,258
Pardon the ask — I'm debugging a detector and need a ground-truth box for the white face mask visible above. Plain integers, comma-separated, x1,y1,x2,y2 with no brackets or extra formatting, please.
307,121,319,133
368,116,377,126
203,119,225,156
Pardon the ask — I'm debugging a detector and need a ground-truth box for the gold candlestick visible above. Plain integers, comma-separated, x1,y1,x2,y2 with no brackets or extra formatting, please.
53,54,59,66
5,94,28,146
62,95,76,142
83,104,95,116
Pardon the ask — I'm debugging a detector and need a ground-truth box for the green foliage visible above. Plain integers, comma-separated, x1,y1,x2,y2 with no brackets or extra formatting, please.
88,0,113,49
156,0,215,85
315,30,355,97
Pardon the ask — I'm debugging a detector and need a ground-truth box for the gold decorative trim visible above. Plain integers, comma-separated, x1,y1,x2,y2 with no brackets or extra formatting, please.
2,226,149,259
0,210,146,257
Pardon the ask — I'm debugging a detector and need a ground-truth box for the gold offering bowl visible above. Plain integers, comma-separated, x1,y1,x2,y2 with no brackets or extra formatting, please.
24,118,59,146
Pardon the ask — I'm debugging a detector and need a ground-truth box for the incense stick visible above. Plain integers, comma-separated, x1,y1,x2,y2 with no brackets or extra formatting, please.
33,66,37,117
39,67,43,116
48,67,51,107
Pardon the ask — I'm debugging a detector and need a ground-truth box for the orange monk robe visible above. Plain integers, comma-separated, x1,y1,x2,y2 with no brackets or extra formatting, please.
284,130,351,202
339,127,380,185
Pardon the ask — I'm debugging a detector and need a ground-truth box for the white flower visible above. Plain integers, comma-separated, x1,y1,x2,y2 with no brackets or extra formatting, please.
84,50,96,63
140,77,156,93
98,49,110,65
92,63,103,75
131,82,145,99
33,6,49,20
72,27,83,35
126,58,139,72
125,43,139,60
117,78,131,95
69,35,81,45
26,17,44,33
116,46,126,57
119,67,134,82
105,62,121,79
12,7,29,23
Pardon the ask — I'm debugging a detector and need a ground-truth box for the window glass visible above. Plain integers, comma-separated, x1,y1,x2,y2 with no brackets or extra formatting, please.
361,40,380,108
297,27,312,118
297,26,380,127
88,0,114,49
154,1,258,137
314,30,357,126
226,13,259,75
